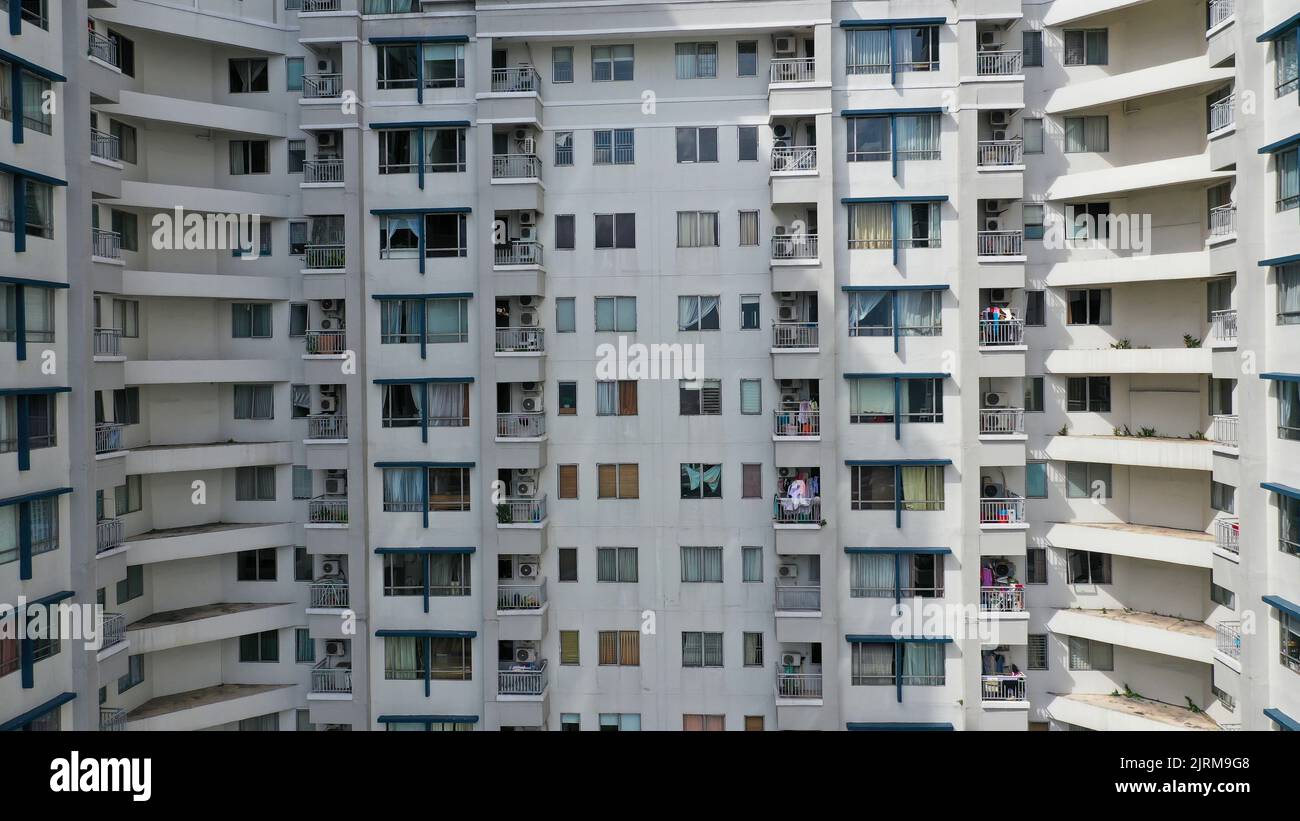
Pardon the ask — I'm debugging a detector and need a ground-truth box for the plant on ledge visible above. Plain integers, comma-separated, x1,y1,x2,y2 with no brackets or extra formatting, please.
1184,334,1202,348
1110,339,1133,349
496,503,513,524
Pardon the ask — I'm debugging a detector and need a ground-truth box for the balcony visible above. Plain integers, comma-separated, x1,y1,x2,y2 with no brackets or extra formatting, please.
1210,309,1237,344
302,158,343,185
91,129,120,162
771,145,817,173
96,518,123,554
776,671,823,699
773,495,822,526
772,322,818,349
93,328,121,358
495,327,544,354
498,579,547,611
492,154,541,180
87,30,119,68
977,50,1023,76
308,496,348,525
977,139,1023,168
496,412,546,439
304,244,345,270
99,612,126,651
491,66,541,93
498,659,548,696
771,233,818,262
302,73,343,99
302,0,341,9
980,408,1025,436
1216,620,1241,659
92,228,121,260
1209,94,1235,134
311,660,352,695
494,241,542,267
306,415,347,440
304,330,346,356
977,230,1024,259
497,496,547,525
1208,0,1234,29
981,675,1027,702
1212,415,1238,449
95,422,125,455
978,318,1025,347
775,585,820,612
770,58,815,84
980,586,1025,612
99,707,127,732
309,581,349,609
773,407,820,438
1215,518,1239,555
980,496,1027,527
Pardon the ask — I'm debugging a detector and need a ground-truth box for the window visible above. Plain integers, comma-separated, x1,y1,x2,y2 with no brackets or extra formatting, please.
554,131,573,167
114,475,142,516
1279,263,1300,323
591,45,634,81
675,42,718,79
682,632,723,666
851,641,944,685
1064,29,1108,66
555,297,576,333
229,58,270,92
1211,481,1235,514
679,379,722,415
108,30,135,76
111,210,138,253
850,465,944,511
1028,635,1048,670
1025,290,1045,326
847,377,943,424
294,546,312,582
739,381,762,416
1064,116,1109,153
559,548,578,582
117,655,144,694
0,394,56,453
236,466,277,501
116,565,143,604
1211,583,1235,609
593,128,635,164
680,463,722,499
597,547,638,582
1066,376,1111,412
846,28,892,75
555,214,575,249
1066,204,1113,242
423,43,465,88
742,547,763,582
676,212,719,247
850,553,943,597
17,179,54,239
1066,463,1112,499
558,382,577,415
598,631,640,665
847,116,890,162
678,296,720,331
1026,462,1047,499
293,466,312,500
289,303,307,337
1026,547,1047,584
379,128,467,174
675,127,718,163
594,214,635,249
110,120,137,164
239,630,280,663
232,303,272,338
1280,381,1300,441
1277,35,1299,96
557,464,578,499
1024,377,1045,413
233,384,274,420
684,715,725,731
1281,613,1300,673
238,714,279,732
113,387,139,425
287,139,306,173
237,548,277,581
382,466,470,512
1024,205,1045,240
378,298,469,345
848,203,942,249
740,295,760,329
597,464,639,499
1023,118,1044,154
737,126,759,160
111,299,139,338
1022,31,1043,67
1067,550,1112,584
1068,637,1114,670
737,41,758,76
19,0,47,29
738,211,760,246
596,380,638,416
291,385,310,419
286,57,304,91
289,222,307,256
681,546,723,582
1211,377,1235,418
295,629,314,664
894,25,940,72
559,632,580,666
552,46,574,82
594,295,636,330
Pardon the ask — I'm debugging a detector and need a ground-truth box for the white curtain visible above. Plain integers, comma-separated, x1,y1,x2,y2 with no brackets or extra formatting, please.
596,381,617,415
383,215,420,258
847,29,890,74
849,203,891,247
426,299,464,343
426,383,464,426
738,211,758,246
1280,265,1300,322
383,467,422,508
0,504,16,564
852,643,894,681
850,554,894,596
895,114,940,158
848,291,889,333
849,378,893,418
902,643,944,684
677,296,700,330
898,290,940,335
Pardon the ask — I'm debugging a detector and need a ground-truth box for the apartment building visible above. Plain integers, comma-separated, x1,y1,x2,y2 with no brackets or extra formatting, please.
0,0,1295,732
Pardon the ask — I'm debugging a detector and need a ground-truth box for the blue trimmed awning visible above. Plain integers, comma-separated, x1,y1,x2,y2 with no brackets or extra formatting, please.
370,206,471,215
0,486,72,507
1258,253,1300,268
0,691,75,731
1258,12,1300,41
0,589,75,620
841,284,950,292
375,629,477,638
369,120,471,130
1264,707,1299,731
842,195,948,204
1262,373,1300,383
1258,132,1300,155
847,722,953,731
842,107,945,117
0,48,66,82
0,160,67,187
846,634,953,643
371,292,473,300
374,546,476,554
844,459,952,466
370,35,469,44
0,386,69,396
377,714,479,723
372,376,474,384
0,275,68,289
1263,595,1300,620
374,461,475,468
1262,482,1300,501
843,372,949,379
841,18,947,28
844,546,951,555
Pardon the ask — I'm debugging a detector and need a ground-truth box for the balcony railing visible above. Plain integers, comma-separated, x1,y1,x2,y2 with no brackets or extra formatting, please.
771,145,817,172
498,579,547,611
99,612,126,650
980,407,1025,435
1215,517,1240,555
307,414,347,440
310,581,349,608
1210,309,1237,342
496,412,546,439
770,58,815,83
303,158,344,184
491,66,541,93
498,659,548,695
311,661,352,694
1209,94,1235,133
96,518,123,554
773,494,821,525
980,586,1026,612
772,322,818,349
1213,414,1239,448
90,129,120,162
980,496,1026,525
1208,0,1234,28
979,318,1025,346
92,228,121,260
497,496,547,524
302,73,343,98
981,675,1026,701
773,407,820,438
776,671,823,698
492,154,541,179
977,230,1024,257
494,241,542,266
1209,204,1236,237
304,244,345,270
771,233,818,260
775,585,821,611
95,423,124,455
87,30,119,67
495,327,545,353
99,707,127,732
94,327,121,357
308,496,348,525
1216,620,1241,659
303,0,341,9
304,329,346,355
977,50,1023,76
978,139,1023,167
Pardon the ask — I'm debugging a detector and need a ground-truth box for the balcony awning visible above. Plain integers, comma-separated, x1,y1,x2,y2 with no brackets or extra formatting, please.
0,589,74,621
369,120,471,130
1258,11,1300,41
1259,132,1300,155
841,195,948,204
370,206,471,215
845,634,953,643
1045,153,1230,200
847,722,954,731
843,372,949,379
844,546,951,554
372,376,475,384
0,692,75,732
841,284,949,292
0,274,67,289
840,18,947,28
1259,252,1300,268
0,159,67,187
1264,708,1299,732
1044,0,1156,26
373,461,475,468
1044,57,1232,115
377,714,479,724
374,546,476,554
1262,595,1300,621
1262,482,1300,502
0,47,66,82
374,629,477,638
0,386,70,396
844,459,952,466
0,486,72,508
841,107,945,117
369,35,469,44
371,292,474,300
1261,373,1300,383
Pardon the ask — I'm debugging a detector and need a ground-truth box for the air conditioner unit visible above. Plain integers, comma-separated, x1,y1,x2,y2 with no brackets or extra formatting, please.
521,396,541,413
325,640,346,656
989,111,1010,128
320,299,339,312
778,305,798,322
985,200,1004,215
778,467,793,478
317,132,338,150
319,317,335,331
984,392,1010,407
778,564,799,579
515,480,536,497
513,128,529,142
519,226,537,243
515,647,538,663
517,562,539,578
316,58,335,74
779,379,798,389
776,291,796,301
991,129,1009,143
780,652,803,667
516,137,536,154
325,476,347,496
517,295,537,308
518,210,536,226
985,218,1003,232
983,481,1005,498
319,396,338,413
321,560,341,576
521,382,541,394
773,36,796,56
979,31,1002,49
519,311,538,327
514,468,538,482
989,289,1008,304
772,124,790,141
781,394,799,406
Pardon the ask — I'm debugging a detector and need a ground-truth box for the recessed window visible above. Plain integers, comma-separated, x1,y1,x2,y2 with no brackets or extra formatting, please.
1067,637,1113,671
598,631,639,665
229,58,269,93
737,41,758,76
680,463,722,499
593,128,634,165
232,303,272,338
681,631,724,666
594,214,635,249
680,546,723,582
675,127,718,163
597,464,639,499
1066,376,1111,412
233,384,274,420
237,548,278,581
591,45,634,82
230,140,270,174
236,466,277,501
594,296,636,331
596,547,638,582
1063,29,1108,66
675,42,718,79
1065,463,1112,500
239,630,280,663
679,379,721,415
678,296,720,331
551,46,574,83
738,125,758,160
1066,550,1112,584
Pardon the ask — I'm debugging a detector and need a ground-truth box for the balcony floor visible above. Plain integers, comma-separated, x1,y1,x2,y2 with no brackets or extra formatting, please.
124,521,288,543
1054,521,1212,543
1054,693,1221,731
128,601,289,630
127,683,294,722
1067,608,1214,639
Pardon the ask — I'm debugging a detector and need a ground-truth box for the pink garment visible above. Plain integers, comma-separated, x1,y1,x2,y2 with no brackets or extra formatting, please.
981,566,994,587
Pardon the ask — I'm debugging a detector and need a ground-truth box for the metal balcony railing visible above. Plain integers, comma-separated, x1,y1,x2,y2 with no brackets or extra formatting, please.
977,50,1023,76
980,496,1026,525
99,612,126,650
498,658,548,695
775,585,821,611
980,586,1026,612
773,407,820,437
492,154,541,179
494,241,542,266
1213,414,1239,448
92,228,121,260
773,494,821,524
304,329,346,355
979,318,1025,346
771,233,818,260
771,145,817,172
302,73,343,98
311,661,352,694
981,675,1026,701
978,230,1024,257
769,58,815,83
495,327,544,353
776,671,823,698
772,322,818,349
1215,518,1240,555
96,518,123,554
90,129,120,162
303,158,344,184
310,581,349,608
307,415,347,440
99,707,127,731
304,244,345,270
1216,620,1241,659
978,139,1023,167
1211,309,1237,341
497,496,547,524
95,423,124,455
94,327,121,357
491,66,541,93
496,412,546,438
87,30,119,67
1209,204,1236,237
1208,0,1234,28
1209,94,1235,133
308,496,349,525
303,0,341,9
498,579,547,611
980,407,1025,435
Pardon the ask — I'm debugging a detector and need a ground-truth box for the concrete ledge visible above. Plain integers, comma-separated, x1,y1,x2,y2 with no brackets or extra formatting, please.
122,270,292,301
126,683,301,732
127,602,300,655
1047,608,1214,664
1043,347,1212,375
1045,521,1212,568
1044,435,1214,472
125,441,293,475
1047,692,1220,731
125,358,292,385
125,521,297,564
